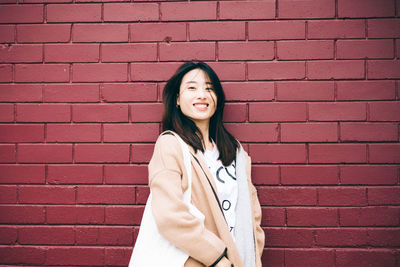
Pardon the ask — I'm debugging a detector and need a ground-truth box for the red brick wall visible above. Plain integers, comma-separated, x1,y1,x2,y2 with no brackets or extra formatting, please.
0,0,399,266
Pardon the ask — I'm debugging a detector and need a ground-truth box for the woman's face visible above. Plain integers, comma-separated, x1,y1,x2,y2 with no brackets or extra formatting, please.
177,68,217,127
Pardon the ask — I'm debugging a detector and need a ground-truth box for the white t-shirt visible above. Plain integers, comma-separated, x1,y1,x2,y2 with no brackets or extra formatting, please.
201,141,238,240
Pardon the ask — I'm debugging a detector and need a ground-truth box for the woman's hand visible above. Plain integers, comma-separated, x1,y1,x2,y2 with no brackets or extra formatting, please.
214,256,233,267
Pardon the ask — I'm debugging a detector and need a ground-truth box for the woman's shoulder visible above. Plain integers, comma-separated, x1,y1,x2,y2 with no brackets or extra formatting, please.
154,131,181,154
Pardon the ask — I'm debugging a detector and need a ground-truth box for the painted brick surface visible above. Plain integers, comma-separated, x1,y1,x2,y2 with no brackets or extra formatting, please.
0,1,398,266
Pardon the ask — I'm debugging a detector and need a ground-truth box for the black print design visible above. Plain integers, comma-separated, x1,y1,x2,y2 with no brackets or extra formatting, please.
222,200,231,211
216,166,237,184
230,227,234,232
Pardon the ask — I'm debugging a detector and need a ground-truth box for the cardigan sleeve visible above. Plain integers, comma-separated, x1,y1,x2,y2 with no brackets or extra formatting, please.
148,134,227,266
246,154,265,264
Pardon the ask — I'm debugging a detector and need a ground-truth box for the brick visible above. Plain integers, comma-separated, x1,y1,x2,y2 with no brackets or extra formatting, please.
265,228,314,247
17,24,70,43
251,165,280,185
73,24,128,42
261,207,285,226
368,187,400,205
161,2,216,21
19,185,75,204
338,0,395,18
336,249,396,267
0,144,15,163
0,104,14,122
44,84,100,102
337,39,394,59
309,102,366,121
368,19,400,38
223,103,247,122
0,25,14,43
76,226,133,245
367,229,400,247
46,247,104,266
308,60,365,79
18,144,72,163
131,22,186,42
316,229,367,247
220,1,275,19
48,165,102,184
368,60,400,79
279,0,335,18
341,165,398,185
276,81,334,101
0,165,45,184
0,185,17,203
309,144,367,163
318,187,367,206
249,21,305,40
16,104,70,122
131,62,182,81
0,84,42,102
47,3,101,22
219,41,274,61
73,104,128,122
308,20,366,39
77,185,134,204
281,122,337,142
0,246,45,265
369,101,400,121
287,207,338,226
285,249,335,267
104,3,158,21
190,21,245,41
249,102,307,122
19,226,74,245
249,144,307,164
336,80,396,100
73,63,127,82
105,206,144,225
277,40,333,60
136,186,149,204
45,44,99,63
159,42,215,61
105,247,132,266
131,144,154,163
104,123,159,142
0,64,12,82
15,64,70,83
0,44,42,63
75,144,130,163
0,205,45,224
369,144,400,163
248,61,305,80
102,43,157,62
281,165,339,185
207,62,245,81
261,249,284,267
102,83,157,102
47,124,101,142
0,226,17,244
223,82,274,101
224,123,278,142
46,205,104,224
130,103,162,122
104,164,148,184
0,124,44,143
0,5,43,23
341,122,398,142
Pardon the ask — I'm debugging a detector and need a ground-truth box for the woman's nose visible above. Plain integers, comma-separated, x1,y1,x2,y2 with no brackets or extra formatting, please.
196,87,207,98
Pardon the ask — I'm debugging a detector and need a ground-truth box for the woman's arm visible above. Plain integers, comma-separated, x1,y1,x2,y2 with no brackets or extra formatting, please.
149,134,227,266
246,154,265,262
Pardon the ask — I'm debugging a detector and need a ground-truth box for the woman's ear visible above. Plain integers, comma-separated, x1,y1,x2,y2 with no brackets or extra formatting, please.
176,94,180,107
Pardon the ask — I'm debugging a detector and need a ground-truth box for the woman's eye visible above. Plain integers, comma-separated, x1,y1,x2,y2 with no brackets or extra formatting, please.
188,86,196,90
206,87,213,91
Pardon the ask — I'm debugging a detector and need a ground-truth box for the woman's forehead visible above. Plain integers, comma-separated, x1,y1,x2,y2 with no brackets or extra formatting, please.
181,68,211,84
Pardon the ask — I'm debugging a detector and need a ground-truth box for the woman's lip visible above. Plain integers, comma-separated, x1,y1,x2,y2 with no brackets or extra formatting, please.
193,103,208,111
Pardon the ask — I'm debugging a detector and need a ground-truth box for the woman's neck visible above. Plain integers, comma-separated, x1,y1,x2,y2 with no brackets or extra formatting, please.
196,121,213,150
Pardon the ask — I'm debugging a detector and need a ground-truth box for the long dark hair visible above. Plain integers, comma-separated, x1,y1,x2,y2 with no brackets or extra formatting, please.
162,61,239,166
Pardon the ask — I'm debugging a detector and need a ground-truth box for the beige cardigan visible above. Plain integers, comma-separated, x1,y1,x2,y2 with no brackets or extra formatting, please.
149,133,265,267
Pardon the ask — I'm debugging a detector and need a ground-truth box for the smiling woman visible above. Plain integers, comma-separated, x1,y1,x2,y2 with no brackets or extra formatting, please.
130,61,265,267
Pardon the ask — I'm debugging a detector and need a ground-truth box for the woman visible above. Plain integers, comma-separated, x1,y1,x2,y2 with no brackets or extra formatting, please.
148,61,264,267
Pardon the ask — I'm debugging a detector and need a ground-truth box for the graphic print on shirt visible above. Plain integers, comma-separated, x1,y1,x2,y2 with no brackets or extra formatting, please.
216,160,237,183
